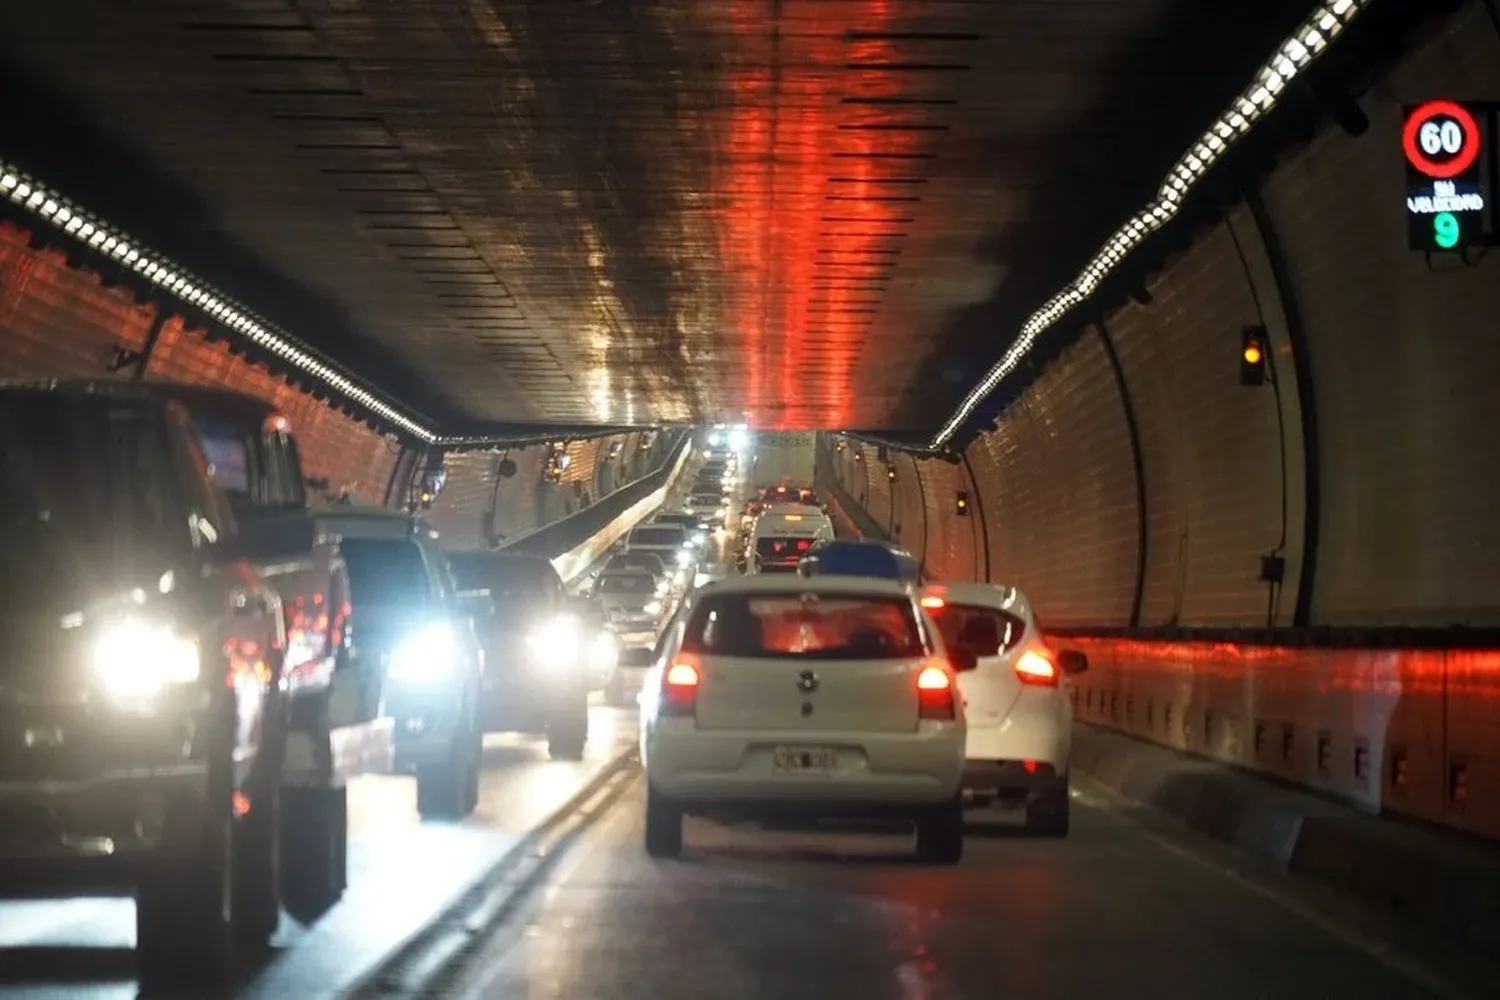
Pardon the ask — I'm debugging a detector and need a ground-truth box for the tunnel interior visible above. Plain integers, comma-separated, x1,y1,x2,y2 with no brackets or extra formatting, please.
1,3,1500,981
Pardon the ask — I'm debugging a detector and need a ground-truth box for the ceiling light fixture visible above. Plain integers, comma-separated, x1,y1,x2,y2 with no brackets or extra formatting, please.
929,0,1366,449
0,158,439,443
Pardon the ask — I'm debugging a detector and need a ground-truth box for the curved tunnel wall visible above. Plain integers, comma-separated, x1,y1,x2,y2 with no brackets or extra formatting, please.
0,217,652,550
830,1,1500,840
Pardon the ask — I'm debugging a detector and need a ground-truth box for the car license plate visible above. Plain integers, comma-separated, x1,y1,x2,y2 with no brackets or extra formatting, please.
773,745,837,774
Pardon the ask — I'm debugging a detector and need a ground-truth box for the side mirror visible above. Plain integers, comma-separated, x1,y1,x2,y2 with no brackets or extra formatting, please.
1058,649,1089,675
949,647,980,673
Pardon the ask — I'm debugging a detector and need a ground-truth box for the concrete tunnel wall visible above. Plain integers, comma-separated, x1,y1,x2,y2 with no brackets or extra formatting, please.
829,3,1500,841
0,216,656,549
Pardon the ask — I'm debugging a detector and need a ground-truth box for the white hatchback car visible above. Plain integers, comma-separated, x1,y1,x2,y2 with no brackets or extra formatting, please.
641,575,971,863
919,583,1088,836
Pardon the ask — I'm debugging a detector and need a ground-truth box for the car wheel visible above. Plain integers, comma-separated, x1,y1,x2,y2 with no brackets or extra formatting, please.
547,695,589,761
644,785,683,858
136,790,237,990
279,786,348,924
1025,778,1071,837
232,782,281,949
914,797,965,865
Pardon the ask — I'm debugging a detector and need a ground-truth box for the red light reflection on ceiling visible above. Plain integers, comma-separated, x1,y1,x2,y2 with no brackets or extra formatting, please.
718,0,927,430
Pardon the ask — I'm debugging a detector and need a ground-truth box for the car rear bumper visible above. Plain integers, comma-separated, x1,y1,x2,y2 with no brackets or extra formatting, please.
644,722,964,808
964,708,1070,774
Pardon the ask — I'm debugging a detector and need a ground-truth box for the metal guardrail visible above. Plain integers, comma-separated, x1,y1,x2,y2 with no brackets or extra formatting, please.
498,431,689,559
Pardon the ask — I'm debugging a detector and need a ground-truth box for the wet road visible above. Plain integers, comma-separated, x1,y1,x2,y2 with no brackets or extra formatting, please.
0,705,636,1000
442,778,1466,1000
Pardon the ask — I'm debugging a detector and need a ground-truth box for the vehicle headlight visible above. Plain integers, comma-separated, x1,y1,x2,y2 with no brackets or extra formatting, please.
716,506,728,518
693,530,708,545
525,615,582,671
643,600,664,616
676,549,692,567
389,621,461,684
91,618,200,700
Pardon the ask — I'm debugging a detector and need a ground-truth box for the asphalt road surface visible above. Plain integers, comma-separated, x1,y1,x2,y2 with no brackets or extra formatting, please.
438,775,1484,1000
0,705,636,1000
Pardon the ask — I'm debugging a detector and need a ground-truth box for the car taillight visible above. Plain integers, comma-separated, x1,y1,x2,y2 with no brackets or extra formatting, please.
662,657,700,716
1016,649,1059,686
916,664,956,720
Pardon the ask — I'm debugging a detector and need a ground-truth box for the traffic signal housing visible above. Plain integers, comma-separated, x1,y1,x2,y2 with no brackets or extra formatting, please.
1240,326,1268,386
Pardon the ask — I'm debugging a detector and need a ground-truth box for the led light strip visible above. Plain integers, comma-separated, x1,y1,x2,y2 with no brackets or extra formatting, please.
0,159,438,443
930,0,1369,449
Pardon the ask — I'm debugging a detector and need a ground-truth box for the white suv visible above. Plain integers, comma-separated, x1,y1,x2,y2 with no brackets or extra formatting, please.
919,583,1089,836
641,575,970,863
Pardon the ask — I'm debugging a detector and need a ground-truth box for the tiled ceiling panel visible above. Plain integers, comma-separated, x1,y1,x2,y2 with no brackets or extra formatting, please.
0,0,1312,431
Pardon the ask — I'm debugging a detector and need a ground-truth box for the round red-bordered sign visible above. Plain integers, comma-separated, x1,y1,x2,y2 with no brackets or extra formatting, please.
1403,100,1481,179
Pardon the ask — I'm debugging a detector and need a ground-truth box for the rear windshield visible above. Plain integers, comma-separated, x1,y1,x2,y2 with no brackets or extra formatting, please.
629,526,684,547
607,551,666,574
927,603,1027,656
756,536,816,561
597,574,657,594
341,538,430,609
684,594,925,660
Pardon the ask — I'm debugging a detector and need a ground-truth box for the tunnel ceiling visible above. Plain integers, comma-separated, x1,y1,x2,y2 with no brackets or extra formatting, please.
0,0,1315,433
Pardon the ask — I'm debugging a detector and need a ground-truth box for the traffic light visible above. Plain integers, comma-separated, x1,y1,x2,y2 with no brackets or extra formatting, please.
886,465,898,482
956,491,970,517
1240,326,1268,386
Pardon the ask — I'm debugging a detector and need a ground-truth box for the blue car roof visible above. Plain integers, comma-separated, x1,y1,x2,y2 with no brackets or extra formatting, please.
800,539,920,582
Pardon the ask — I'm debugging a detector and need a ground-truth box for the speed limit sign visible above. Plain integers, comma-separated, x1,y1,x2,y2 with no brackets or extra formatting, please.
1402,100,1491,251
1403,101,1481,179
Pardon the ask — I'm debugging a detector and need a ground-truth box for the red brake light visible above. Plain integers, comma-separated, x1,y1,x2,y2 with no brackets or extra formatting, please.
919,595,945,610
662,658,700,715
916,664,955,720
1016,649,1058,686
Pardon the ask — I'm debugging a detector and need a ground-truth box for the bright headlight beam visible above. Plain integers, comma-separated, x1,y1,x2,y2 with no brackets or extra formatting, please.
388,621,460,683
929,0,1369,449
91,618,200,700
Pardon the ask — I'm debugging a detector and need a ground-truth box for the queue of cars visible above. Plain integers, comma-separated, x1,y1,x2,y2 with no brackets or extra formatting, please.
0,379,612,989
640,526,1091,864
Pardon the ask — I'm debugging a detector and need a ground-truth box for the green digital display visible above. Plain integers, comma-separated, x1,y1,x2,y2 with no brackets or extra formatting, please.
1434,211,1461,249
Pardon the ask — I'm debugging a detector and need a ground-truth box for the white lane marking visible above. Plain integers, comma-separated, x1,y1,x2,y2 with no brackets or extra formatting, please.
1072,784,1480,1000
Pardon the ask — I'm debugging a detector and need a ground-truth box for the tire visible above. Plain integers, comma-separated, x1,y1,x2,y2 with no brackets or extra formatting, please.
604,671,626,708
279,786,348,924
644,786,683,858
136,794,237,990
233,782,281,949
1025,778,1071,838
417,726,481,820
914,797,965,865
547,693,589,761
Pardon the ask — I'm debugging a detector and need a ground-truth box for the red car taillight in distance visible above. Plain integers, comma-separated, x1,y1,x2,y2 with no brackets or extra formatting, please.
916,664,957,721
1015,648,1059,687
661,655,701,716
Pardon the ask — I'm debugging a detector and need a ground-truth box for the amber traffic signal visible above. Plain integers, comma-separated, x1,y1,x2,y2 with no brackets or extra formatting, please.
956,491,970,517
1240,326,1268,386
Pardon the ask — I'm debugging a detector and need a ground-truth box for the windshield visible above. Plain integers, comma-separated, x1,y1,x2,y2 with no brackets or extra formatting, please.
928,603,1027,656
340,539,431,609
597,574,657,595
756,536,816,562
0,394,178,552
190,411,253,497
683,594,925,660
608,552,666,574
629,526,684,547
